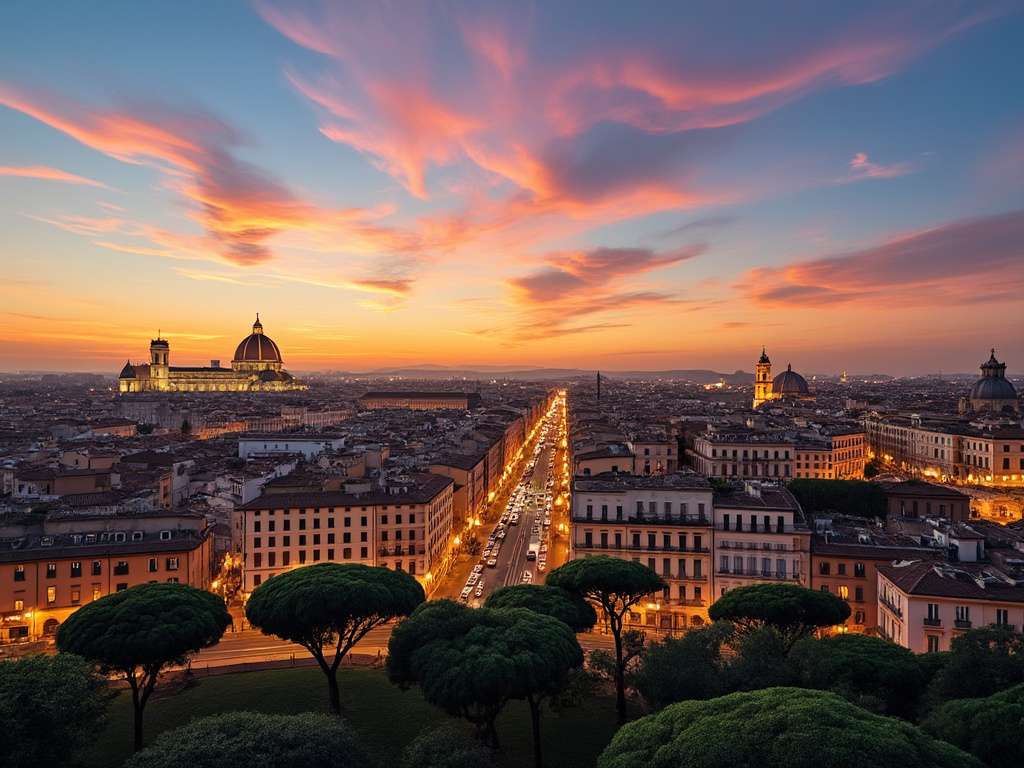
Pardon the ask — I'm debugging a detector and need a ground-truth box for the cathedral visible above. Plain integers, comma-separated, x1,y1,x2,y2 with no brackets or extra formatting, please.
959,349,1019,414
752,348,813,409
119,315,304,393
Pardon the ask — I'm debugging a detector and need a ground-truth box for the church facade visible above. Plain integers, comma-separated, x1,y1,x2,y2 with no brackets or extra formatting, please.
753,348,813,409
119,315,304,393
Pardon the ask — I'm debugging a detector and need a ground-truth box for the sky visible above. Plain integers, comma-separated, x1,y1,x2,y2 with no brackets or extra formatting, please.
1,1,1022,376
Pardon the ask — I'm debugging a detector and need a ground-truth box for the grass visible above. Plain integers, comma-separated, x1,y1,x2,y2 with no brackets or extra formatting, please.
84,666,631,768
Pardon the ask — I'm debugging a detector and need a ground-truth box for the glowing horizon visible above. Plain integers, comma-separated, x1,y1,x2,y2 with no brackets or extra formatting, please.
1,2,1022,376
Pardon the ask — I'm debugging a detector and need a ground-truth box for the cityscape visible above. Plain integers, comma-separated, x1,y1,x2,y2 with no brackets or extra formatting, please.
2,2,1023,768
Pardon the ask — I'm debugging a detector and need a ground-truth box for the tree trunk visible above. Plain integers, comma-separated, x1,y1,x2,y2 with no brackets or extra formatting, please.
130,682,144,752
528,693,543,768
484,714,501,751
612,625,627,723
326,664,341,715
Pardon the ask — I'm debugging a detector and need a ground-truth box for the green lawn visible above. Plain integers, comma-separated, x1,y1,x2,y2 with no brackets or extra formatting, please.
84,666,630,768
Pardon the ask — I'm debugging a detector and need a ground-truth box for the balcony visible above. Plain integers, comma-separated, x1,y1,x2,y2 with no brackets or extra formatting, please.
954,619,972,630
923,617,942,627
626,515,712,527
879,594,903,618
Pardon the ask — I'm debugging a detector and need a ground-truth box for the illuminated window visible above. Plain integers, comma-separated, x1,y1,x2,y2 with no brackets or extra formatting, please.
46,587,56,604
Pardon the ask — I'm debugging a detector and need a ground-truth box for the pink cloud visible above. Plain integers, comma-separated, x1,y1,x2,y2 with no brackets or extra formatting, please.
0,165,112,189
845,152,914,180
0,82,316,266
258,0,996,227
736,208,1024,308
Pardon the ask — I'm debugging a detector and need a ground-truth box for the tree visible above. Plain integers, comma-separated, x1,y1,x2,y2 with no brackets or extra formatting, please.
707,583,850,653
56,582,229,752
123,711,370,768
180,418,191,436
925,625,1024,708
484,584,597,767
634,622,735,709
246,563,424,715
484,584,597,633
727,625,795,691
788,634,926,718
0,654,111,767
597,687,983,768
921,683,1024,768
545,555,665,722
401,725,492,768
786,479,887,519
387,600,583,750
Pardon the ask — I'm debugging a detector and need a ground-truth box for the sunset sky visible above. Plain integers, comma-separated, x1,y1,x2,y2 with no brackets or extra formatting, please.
1,1,1022,375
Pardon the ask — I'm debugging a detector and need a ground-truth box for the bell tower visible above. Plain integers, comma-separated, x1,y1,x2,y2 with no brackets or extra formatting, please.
753,347,772,409
150,333,170,391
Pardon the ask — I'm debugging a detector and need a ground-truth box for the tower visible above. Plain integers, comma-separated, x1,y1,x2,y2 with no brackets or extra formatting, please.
149,334,170,391
753,347,772,409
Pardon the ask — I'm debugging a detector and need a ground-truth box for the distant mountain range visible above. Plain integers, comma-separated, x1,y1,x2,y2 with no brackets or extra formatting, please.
343,365,758,384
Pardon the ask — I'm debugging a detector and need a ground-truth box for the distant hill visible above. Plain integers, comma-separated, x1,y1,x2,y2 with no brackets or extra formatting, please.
325,366,756,384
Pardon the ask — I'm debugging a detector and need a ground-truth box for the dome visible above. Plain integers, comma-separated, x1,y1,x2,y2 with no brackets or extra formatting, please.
969,377,1018,401
233,314,282,363
772,364,810,396
119,360,136,379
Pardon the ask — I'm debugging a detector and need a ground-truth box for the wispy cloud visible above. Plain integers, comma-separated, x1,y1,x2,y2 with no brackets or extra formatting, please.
736,208,1024,308
0,165,112,189
843,152,914,181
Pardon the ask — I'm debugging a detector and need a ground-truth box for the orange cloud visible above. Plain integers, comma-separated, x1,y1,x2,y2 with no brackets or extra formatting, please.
736,208,1024,308
0,82,316,266
0,165,112,189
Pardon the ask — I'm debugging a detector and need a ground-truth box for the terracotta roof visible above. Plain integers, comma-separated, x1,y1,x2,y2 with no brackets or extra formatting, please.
877,559,1024,604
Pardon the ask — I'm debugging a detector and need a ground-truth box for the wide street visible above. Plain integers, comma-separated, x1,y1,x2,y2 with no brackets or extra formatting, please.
192,395,607,671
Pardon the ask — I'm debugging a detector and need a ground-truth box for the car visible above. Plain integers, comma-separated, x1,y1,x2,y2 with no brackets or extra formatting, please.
460,586,472,600
482,547,491,558
538,560,547,572
498,530,506,539
467,573,479,585
487,557,498,567
475,583,485,597
473,564,484,574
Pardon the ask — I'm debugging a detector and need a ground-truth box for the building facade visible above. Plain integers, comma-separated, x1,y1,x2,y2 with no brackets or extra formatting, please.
0,512,215,643
119,315,303,393
570,473,715,632
236,474,455,594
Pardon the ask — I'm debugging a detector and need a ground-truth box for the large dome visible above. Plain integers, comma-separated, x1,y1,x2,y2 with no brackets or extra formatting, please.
969,350,1017,402
233,315,282,363
772,364,810,396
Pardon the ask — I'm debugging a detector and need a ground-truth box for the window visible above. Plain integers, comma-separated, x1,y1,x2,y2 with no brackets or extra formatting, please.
926,603,940,621
819,562,831,575
92,585,101,601
116,583,128,592
299,535,307,546
327,533,335,544
282,552,291,566
723,514,730,531
854,610,865,624
253,552,262,568
268,552,276,567
854,563,866,578
47,586,56,604
632,533,640,547
927,635,940,653
14,565,25,581
92,560,102,576
71,561,81,577
955,605,970,622
855,586,864,602
166,557,179,571
299,518,307,530
343,547,352,560
313,534,321,545
838,585,849,599
283,519,291,531
253,575,262,587
149,558,158,573
996,608,1009,626
114,561,129,575
837,563,846,576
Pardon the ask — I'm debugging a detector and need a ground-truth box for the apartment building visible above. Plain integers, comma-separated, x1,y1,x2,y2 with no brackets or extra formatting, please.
712,482,811,596
236,473,454,593
570,473,715,631
877,558,1024,653
0,511,214,642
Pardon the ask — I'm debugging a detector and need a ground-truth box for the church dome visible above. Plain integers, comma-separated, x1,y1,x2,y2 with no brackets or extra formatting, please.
233,315,282,363
119,360,136,379
969,350,1017,402
772,364,810,396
